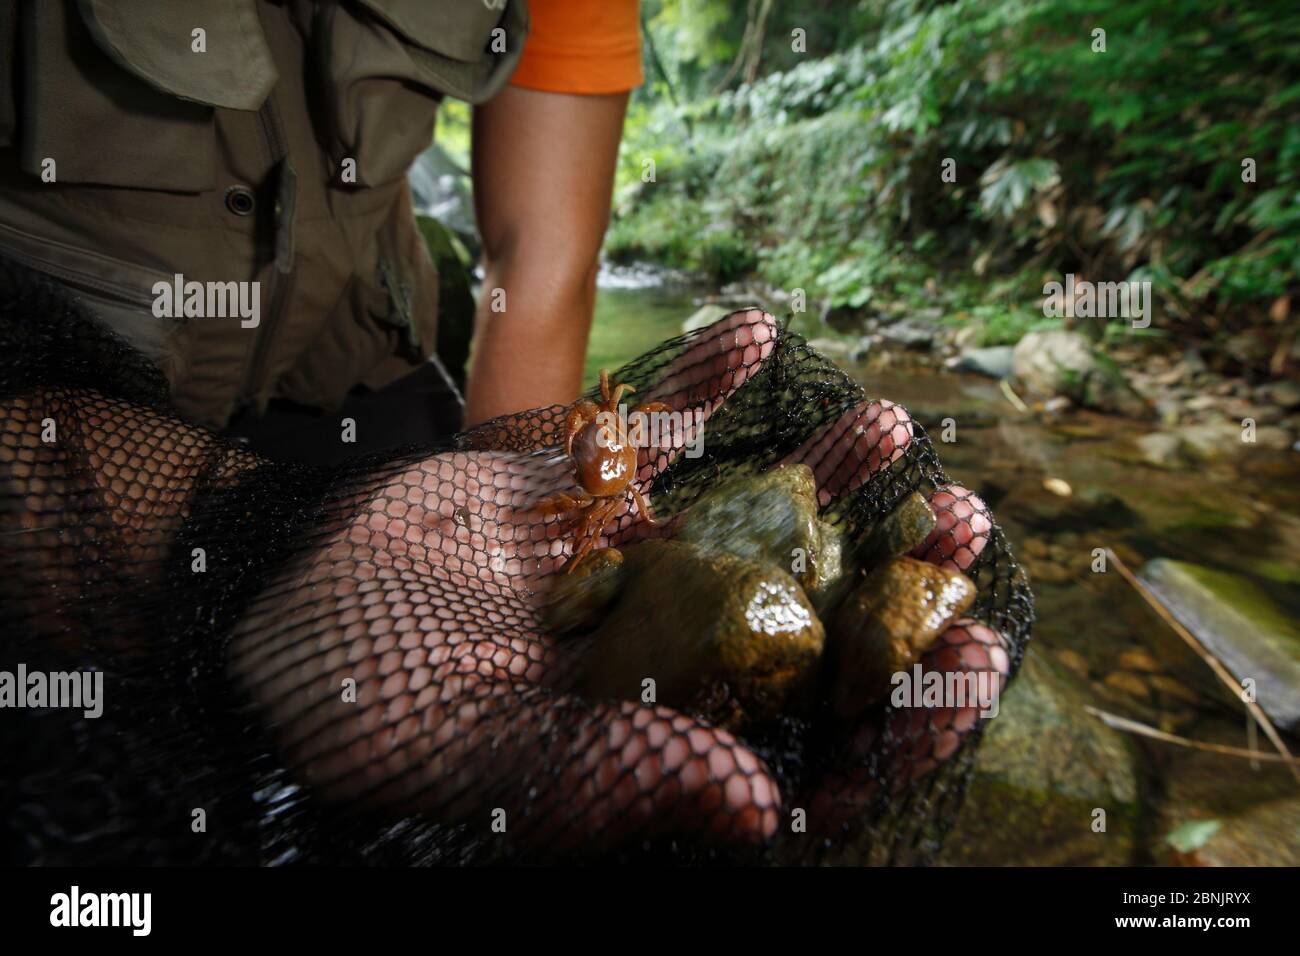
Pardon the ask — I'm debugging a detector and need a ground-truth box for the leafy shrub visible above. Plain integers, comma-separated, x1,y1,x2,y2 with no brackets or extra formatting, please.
610,0,1299,357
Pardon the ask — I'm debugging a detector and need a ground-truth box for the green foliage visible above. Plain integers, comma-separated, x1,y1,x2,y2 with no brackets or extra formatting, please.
612,0,1300,348
967,304,1062,347
435,100,472,171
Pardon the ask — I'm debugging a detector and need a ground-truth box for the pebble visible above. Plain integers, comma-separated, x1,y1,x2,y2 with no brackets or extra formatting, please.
1117,648,1162,673
1104,671,1152,700
1149,674,1201,706
1043,477,1073,497
1055,648,1091,679
828,557,976,717
1255,380,1300,410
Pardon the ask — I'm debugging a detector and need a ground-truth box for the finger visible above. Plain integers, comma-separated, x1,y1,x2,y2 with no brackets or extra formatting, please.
635,308,778,484
456,404,571,454
525,699,783,852
882,618,1011,790
258,636,783,853
781,398,915,508
804,617,1010,833
231,513,776,856
911,483,993,572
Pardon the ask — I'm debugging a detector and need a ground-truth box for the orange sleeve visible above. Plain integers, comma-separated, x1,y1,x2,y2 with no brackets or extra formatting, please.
510,0,644,95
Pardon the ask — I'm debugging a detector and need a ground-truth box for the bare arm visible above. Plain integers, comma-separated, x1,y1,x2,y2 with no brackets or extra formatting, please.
464,86,629,426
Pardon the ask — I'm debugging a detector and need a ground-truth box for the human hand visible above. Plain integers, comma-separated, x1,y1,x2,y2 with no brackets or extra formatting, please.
230,309,1011,857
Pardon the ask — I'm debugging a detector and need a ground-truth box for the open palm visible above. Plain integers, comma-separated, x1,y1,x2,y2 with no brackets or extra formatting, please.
228,309,1011,855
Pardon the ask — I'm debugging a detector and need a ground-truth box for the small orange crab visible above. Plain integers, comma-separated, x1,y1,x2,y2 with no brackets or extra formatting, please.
539,370,671,573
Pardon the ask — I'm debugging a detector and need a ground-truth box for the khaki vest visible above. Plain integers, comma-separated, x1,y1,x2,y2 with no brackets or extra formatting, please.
0,0,528,427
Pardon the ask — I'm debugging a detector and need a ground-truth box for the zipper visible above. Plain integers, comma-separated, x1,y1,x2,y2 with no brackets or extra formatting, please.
239,98,292,406
257,95,289,171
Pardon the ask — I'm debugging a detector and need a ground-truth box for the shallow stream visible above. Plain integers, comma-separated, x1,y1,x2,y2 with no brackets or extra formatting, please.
590,274,1300,865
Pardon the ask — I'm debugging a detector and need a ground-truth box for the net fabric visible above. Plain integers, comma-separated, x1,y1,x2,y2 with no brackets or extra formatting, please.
0,261,1033,865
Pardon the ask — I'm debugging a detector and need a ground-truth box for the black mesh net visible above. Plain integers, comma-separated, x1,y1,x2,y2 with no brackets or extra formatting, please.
0,260,1033,865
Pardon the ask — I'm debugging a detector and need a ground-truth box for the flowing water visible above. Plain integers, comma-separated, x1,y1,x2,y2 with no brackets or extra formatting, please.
584,274,705,388
589,274,1300,864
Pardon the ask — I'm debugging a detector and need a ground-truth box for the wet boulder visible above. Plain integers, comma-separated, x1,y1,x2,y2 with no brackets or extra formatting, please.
1140,559,1300,731
1012,329,1146,415
828,557,976,717
579,540,825,729
851,491,938,571
813,491,936,616
542,548,626,635
937,651,1142,866
678,464,842,600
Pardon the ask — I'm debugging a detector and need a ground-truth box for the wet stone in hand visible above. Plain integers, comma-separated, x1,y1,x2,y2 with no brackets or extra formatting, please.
828,556,977,718
578,540,825,730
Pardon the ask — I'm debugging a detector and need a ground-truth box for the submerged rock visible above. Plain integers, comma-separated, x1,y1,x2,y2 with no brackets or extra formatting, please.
1134,431,1188,469
1176,420,1294,458
937,651,1142,866
828,557,976,717
948,345,1015,380
579,540,825,729
805,336,860,359
1152,744,1300,866
852,492,937,571
877,317,939,350
542,548,626,635
1012,329,1145,414
1140,559,1300,731
678,464,842,599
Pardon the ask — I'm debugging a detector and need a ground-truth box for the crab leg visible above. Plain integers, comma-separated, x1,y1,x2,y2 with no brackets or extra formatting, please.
608,382,635,409
629,486,660,528
564,401,600,456
536,490,593,517
565,498,617,573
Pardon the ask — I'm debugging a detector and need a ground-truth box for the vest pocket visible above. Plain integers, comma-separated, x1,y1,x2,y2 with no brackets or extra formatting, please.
356,0,508,63
15,0,217,192
0,220,179,365
312,0,528,188
370,185,439,362
356,0,530,103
